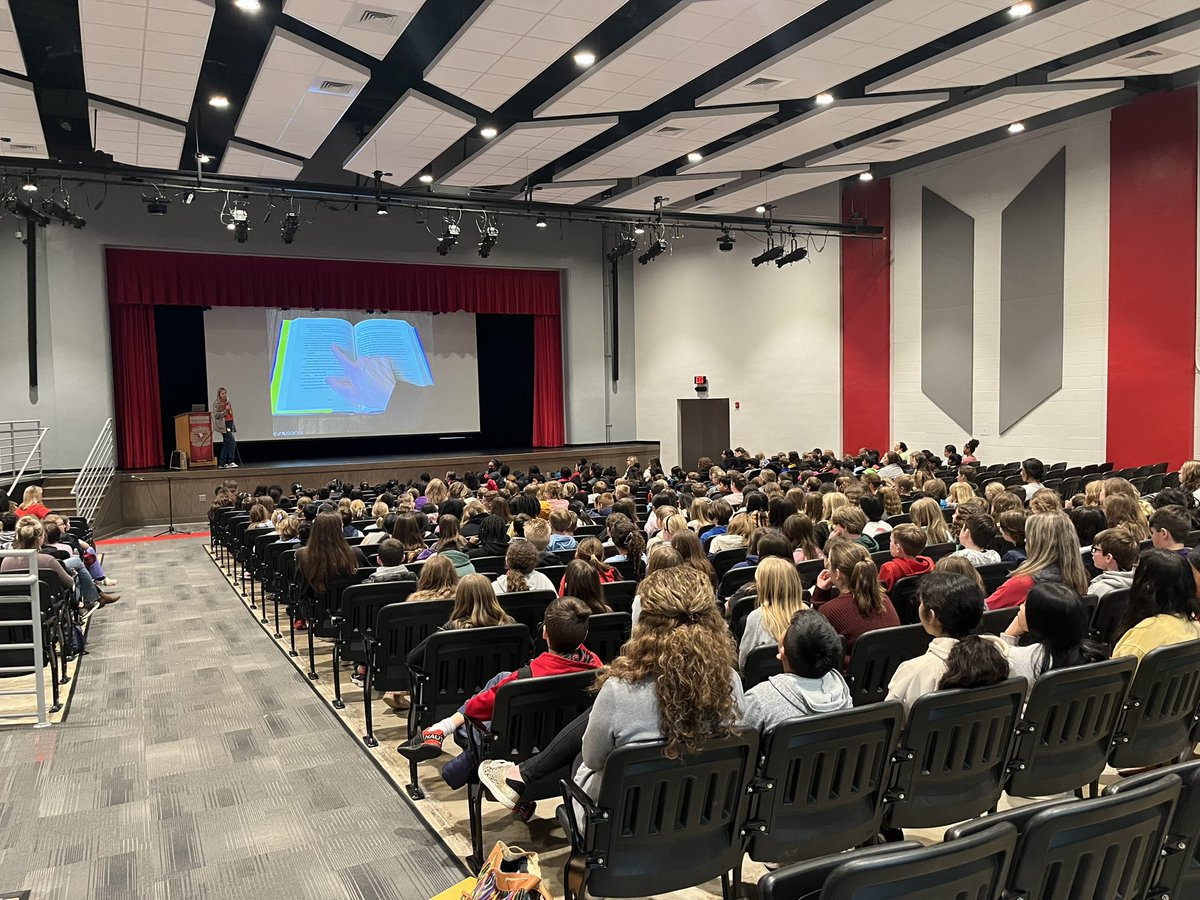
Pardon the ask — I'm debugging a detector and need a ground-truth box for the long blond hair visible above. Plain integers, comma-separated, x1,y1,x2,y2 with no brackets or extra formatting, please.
910,497,952,543
448,574,513,628
754,557,809,642
1102,493,1150,540
826,540,888,617
821,492,849,521
598,567,738,759
1011,512,1088,594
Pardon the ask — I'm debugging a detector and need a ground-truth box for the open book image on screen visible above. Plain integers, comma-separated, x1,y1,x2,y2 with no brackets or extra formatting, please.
270,316,434,415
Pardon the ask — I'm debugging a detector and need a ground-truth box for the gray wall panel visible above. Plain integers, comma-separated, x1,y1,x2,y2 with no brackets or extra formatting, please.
999,149,1066,433
921,188,975,434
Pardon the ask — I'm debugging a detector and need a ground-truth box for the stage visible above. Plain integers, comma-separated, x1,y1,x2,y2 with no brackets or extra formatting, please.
97,442,660,535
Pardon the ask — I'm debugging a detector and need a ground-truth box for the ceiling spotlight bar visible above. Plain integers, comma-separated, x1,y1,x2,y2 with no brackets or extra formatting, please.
477,211,499,258
437,212,462,255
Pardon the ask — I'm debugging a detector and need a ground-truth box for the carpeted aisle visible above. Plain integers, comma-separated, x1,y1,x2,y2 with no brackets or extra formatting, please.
0,528,465,900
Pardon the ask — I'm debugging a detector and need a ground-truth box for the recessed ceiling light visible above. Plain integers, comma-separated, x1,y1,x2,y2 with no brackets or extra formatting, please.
195,153,212,164
1008,122,1026,134
418,173,433,184
535,214,548,228
687,151,703,163
480,126,498,139
234,0,261,10
1009,2,1033,16
755,205,766,213
574,51,596,67
859,172,874,182
815,93,835,106
208,95,230,109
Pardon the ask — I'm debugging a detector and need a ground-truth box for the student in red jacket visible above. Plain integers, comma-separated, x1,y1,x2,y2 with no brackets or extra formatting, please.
14,485,51,519
878,524,935,592
399,596,602,789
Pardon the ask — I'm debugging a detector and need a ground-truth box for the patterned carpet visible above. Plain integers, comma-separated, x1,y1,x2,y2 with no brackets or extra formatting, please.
0,528,466,900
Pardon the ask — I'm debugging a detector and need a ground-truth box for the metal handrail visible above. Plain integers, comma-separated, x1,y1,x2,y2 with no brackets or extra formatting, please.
1,421,47,494
71,418,115,524
0,548,49,727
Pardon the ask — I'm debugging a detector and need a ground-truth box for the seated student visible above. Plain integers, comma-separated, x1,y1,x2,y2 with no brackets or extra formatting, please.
738,558,809,668
1149,506,1192,558
14,485,51,519
951,514,1002,567
670,528,718,589
859,495,893,541
741,610,853,732
400,596,601,788
783,513,823,563
246,503,273,532
731,530,792,572
987,513,1089,610
812,539,900,655
910,496,953,545
885,572,1010,715
878,523,934,592
998,509,1027,564
700,499,734,552
339,507,363,539
1000,583,1106,685
561,559,613,615
605,518,648,580
468,514,511,560
828,505,880,553
588,491,614,521
630,543,686,625
408,554,463,601
0,511,17,548
935,554,986,592
492,540,557,595
365,539,416,583
708,510,753,556
548,508,579,552
518,517,562,569
1020,457,1046,501
1088,527,1139,598
947,481,977,508
1113,549,1200,664
389,513,426,562
2,515,118,608
559,536,620,594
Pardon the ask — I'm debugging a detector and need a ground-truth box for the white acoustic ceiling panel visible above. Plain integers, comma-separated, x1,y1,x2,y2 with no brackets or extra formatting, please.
554,105,778,182
344,89,475,185
516,179,617,205
682,94,947,175
1052,17,1200,80
0,1,27,75
425,0,628,113
536,0,826,118
869,0,1197,93
0,74,45,158
235,30,370,160
683,166,867,214
282,0,427,59
697,0,1011,107
813,81,1124,165
89,100,186,169
597,174,741,211
79,0,216,121
439,116,618,188
219,141,306,180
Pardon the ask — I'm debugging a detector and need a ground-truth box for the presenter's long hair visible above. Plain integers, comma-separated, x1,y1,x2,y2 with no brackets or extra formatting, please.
301,511,358,593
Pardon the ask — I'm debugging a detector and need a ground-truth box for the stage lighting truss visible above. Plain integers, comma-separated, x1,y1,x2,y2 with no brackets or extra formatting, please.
435,212,462,256
476,212,499,258
40,179,86,229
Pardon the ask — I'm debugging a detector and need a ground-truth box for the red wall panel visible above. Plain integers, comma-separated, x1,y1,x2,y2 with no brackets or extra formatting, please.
841,178,891,455
1107,88,1198,470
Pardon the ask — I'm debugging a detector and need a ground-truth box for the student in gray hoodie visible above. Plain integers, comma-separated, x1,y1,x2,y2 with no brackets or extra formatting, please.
741,610,853,732
1088,527,1138,598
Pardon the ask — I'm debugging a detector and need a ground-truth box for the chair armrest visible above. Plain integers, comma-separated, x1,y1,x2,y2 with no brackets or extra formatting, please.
559,778,597,851
758,842,923,899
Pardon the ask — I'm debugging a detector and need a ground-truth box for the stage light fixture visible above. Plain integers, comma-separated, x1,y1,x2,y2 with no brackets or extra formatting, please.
280,211,300,244
183,191,195,205
606,231,638,262
1009,2,1033,16
717,229,735,252
633,222,645,235
209,95,230,109
196,153,212,164
535,214,547,228
21,176,36,192
775,244,808,267
143,189,170,215
436,218,461,255
478,224,499,258
754,205,766,213
41,197,86,229
751,245,785,267
687,151,703,163
234,0,261,10
637,238,668,265
574,51,596,67
4,197,50,227
376,202,389,216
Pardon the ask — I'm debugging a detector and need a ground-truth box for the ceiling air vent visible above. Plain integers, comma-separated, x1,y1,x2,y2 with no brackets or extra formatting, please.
876,138,905,146
1116,46,1178,68
0,143,41,154
1126,49,1163,60
741,75,790,92
311,80,358,95
347,5,411,35
654,125,688,136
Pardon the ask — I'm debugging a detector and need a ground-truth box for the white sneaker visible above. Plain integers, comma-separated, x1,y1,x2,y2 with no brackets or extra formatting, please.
477,760,522,809
227,462,239,468
98,577,118,587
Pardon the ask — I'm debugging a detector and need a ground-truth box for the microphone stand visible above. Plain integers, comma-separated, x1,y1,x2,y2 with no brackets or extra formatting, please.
154,474,191,537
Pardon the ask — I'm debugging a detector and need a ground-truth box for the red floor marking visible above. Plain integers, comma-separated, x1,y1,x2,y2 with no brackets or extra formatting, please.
97,531,211,546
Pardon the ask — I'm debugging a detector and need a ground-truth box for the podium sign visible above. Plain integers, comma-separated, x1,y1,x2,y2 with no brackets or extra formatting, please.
175,412,215,467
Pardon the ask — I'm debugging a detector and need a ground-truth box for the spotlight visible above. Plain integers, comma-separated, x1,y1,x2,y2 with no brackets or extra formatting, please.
234,0,261,9
606,232,638,262
633,222,645,235
195,153,212,164
637,238,668,265
574,51,596,67
228,202,250,242
234,221,249,243
436,218,461,255
815,93,835,106
183,191,195,205
1009,2,1033,16
21,176,36,192
478,224,499,258
41,197,86,229
143,192,170,215
755,205,766,213
480,126,498,139
1007,121,1026,134
775,245,808,267
717,229,735,252
751,245,785,267
859,171,874,182
419,173,433,184
535,214,547,228
3,197,50,227
208,95,230,108
376,202,389,216
281,211,299,244
687,151,703,163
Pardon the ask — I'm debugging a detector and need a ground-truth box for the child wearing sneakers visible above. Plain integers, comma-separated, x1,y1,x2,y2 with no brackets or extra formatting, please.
397,596,601,790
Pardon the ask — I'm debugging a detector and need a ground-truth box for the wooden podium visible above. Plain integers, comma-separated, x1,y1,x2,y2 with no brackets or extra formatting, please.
174,412,215,468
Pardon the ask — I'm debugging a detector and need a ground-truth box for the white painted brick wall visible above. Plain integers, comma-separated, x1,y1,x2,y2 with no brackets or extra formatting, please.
891,111,1111,467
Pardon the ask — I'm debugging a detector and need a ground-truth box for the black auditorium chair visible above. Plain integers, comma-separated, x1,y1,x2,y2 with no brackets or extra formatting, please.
583,611,631,664
844,623,931,707
710,548,748,580
600,579,637,614
1090,587,1129,647
331,580,417,708
718,564,756,603
888,574,925,624
496,590,556,643
1109,639,1200,770
741,644,783,689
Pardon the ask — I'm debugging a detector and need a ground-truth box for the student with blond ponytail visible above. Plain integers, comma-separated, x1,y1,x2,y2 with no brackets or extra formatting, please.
812,539,899,655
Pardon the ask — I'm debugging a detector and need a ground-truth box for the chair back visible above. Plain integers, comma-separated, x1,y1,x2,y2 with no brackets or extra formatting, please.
730,593,756,641
885,677,1026,829
795,559,823,588
1091,587,1130,646
924,541,955,561
978,606,1019,635
1105,759,1200,900
976,562,1014,594
888,575,925,624
600,579,637,614
572,734,758,899
584,612,631,664
341,581,417,644
748,702,903,864
718,564,756,602
845,624,932,707
869,549,893,568
411,624,532,727
612,558,641,580
311,567,373,636
711,547,748,579
741,644,783,689
496,590,556,641
369,599,454,692
1006,656,1136,797
470,555,507,576
485,670,598,764
1110,639,1200,769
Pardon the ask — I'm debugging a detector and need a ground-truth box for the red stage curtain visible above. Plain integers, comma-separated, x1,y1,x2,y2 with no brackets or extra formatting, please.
106,249,564,467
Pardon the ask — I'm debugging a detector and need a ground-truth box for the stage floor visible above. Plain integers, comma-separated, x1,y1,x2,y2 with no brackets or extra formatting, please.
102,441,660,533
